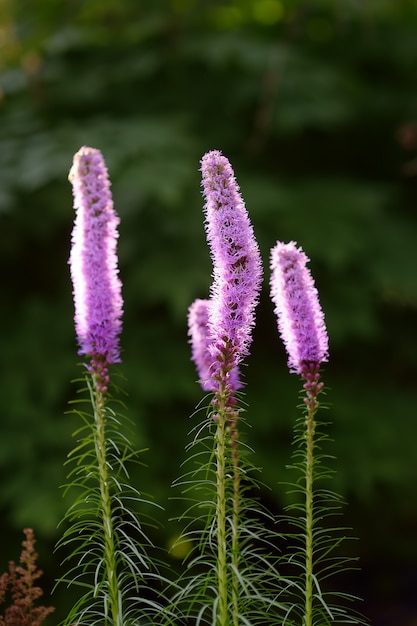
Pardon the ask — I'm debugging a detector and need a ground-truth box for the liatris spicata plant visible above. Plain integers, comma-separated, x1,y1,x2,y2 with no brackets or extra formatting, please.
170,150,288,626
199,150,262,625
47,145,367,626
270,241,363,625
56,146,164,626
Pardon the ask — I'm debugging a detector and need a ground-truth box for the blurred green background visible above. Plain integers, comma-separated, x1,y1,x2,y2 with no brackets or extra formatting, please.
1,0,417,623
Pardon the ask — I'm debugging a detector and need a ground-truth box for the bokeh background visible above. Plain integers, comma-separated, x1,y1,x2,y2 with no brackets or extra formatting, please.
1,0,417,624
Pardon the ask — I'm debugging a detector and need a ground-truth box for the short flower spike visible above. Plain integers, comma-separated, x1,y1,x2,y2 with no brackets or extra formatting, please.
270,241,329,374
188,298,241,392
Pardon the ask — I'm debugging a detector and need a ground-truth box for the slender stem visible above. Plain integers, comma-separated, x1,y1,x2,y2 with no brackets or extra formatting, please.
228,410,240,626
93,374,120,625
215,386,229,626
214,342,243,626
304,404,315,626
301,362,322,626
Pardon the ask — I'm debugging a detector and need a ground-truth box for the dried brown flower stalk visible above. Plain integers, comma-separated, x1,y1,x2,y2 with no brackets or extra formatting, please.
0,528,54,626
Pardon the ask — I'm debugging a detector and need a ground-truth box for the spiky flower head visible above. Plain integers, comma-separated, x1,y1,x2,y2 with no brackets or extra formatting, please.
200,150,262,379
270,241,329,374
188,298,242,392
69,146,123,370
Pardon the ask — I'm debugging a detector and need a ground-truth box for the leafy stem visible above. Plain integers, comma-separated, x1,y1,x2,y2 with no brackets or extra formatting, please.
304,393,315,626
215,379,229,626
301,361,323,626
92,374,120,625
228,409,240,626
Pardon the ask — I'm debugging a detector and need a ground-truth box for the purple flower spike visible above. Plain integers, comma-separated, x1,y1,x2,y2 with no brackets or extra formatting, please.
69,146,123,367
200,150,262,377
188,298,242,392
270,241,329,374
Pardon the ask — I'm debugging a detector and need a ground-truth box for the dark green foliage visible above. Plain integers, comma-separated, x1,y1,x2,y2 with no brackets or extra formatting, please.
1,0,417,621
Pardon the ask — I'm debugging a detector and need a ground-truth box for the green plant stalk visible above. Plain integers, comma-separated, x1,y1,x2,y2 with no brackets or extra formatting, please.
215,378,229,626
302,363,323,626
93,375,120,625
304,403,315,626
229,411,240,626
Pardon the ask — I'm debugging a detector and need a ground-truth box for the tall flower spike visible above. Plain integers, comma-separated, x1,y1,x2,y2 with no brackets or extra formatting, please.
69,146,123,370
200,150,262,381
188,298,242,392
270,241,329,374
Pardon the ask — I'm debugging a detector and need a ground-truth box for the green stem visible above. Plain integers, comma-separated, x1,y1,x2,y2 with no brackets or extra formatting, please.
229,411,240,626
214,344,242,626
302,362,322,626
215,394,229,626
93,378,120,625
304,404,315,626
